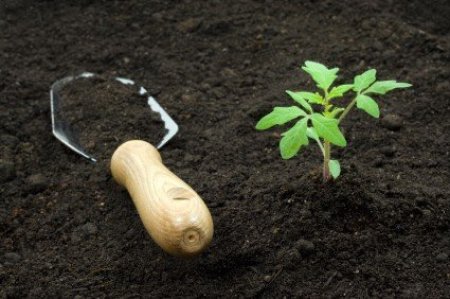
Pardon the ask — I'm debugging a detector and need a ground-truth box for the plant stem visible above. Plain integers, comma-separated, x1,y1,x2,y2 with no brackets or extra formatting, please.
321,89,333,182
323,141,331,182
338,96,357,123
315,139,325,156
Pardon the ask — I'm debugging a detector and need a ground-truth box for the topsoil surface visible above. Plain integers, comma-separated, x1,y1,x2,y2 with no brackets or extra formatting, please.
1,0,449,298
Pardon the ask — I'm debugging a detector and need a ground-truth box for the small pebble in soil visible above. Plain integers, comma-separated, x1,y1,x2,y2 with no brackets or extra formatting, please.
199,82,211,91
24,174,48,194
263,275,272,283
380,145,396,157
152,12,163,21
177,18,202,33
0,159,15,182
4,252,21,265
295,239,315,256
181,94,194,102
381,114,403,131
436,252,448,262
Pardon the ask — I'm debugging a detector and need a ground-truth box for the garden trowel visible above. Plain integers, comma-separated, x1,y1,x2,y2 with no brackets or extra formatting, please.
50,72,213,257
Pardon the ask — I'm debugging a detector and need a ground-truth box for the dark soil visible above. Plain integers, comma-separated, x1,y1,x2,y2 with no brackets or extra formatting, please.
1,0,449,298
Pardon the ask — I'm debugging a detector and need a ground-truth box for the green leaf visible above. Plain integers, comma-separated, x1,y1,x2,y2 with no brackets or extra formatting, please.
301,61,339,91
306,127,319,141
297,91,323,104
356,94,379,118
279,118,309,159
256,106,307,130
310,113,347,147
353,69,377,92
328,159,341,179
328,84,354,100
327,107,345,118
364,80,412,95
285,90,313,113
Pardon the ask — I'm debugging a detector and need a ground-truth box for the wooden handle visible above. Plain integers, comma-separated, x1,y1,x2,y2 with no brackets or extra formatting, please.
110,140,213,257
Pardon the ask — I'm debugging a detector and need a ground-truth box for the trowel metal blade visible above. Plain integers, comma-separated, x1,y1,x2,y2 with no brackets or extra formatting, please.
50,72,179,162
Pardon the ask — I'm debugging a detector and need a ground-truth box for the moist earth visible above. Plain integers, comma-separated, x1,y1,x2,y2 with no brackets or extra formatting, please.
1,0,449,298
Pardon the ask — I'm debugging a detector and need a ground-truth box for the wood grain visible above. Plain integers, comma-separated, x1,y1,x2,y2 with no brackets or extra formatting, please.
110,140,213,257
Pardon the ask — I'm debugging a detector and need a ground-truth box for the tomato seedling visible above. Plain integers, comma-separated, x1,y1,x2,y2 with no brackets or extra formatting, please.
256,61,411,182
